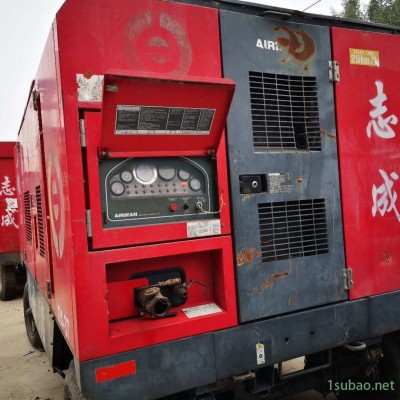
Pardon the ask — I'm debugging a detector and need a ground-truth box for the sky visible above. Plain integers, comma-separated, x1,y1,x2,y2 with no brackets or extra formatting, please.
0,0,343,142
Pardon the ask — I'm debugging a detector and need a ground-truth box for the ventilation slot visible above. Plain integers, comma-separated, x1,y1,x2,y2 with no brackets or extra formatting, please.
36,186,45,257
258,199,328,262
24,191,32,245
249,72,321,152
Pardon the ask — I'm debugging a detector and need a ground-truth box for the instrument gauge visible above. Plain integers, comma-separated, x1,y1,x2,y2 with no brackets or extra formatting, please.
189,178,201,191
178,169,191,181
134,163,157,185
121,170,133,183
110,181,125,196
158,166,176,181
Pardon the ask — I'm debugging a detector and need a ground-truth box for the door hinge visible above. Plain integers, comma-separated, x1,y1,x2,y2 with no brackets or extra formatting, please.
85,209,92,238
343,268,353,290
79,119,87,148
329,61,340,83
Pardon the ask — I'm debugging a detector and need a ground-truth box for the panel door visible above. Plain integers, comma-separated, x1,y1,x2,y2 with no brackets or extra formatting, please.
220,11,346,322
332,27,400,300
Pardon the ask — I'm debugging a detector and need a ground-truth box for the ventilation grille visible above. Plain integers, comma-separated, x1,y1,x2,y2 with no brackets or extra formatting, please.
249,72,321,152
258,199,329,262
36,186,45,257
24,191,32,245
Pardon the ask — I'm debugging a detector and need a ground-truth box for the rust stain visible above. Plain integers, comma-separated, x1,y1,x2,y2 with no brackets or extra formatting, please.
320,129,337,141
250,271,290,295
237,247,255,266
275,26,315,63
271,272,289,280
296,178,303,185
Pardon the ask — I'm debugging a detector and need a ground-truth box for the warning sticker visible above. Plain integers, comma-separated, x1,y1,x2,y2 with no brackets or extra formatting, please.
267,172,293,194
256,343,266,365
115,105,215,135
183,303,223,319
187,219,221,238
349,48,380,67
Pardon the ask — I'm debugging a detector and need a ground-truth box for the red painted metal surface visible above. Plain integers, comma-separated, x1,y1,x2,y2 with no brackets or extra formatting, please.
0,142,19,254
96,361,137,383
17,0,237,363
100,71,235,156
332,28,400,299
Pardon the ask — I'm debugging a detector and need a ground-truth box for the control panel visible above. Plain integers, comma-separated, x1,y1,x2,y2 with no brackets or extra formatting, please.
100,157,218,228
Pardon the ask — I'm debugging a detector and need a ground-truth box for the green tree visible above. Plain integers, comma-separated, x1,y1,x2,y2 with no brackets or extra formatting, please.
332,0,400,26
331,0,365,20
367,0,400,25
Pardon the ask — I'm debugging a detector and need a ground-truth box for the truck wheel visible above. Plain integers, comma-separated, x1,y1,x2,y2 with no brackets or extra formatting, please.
337,336,400,400
378,335,400,400
64,361,86,400
0,264,17,301
23,283,44,351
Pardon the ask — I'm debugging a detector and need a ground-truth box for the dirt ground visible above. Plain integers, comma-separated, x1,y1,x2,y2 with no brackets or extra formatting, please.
0,296,335,400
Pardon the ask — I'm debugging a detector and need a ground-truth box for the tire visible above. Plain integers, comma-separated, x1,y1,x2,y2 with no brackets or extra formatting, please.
0,264,17,301
336,336,400,400
64,361,86,400
23,283,44,351
377,335,400,400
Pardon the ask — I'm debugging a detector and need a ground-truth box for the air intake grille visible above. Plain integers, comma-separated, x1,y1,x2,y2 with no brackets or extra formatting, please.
36,186,45,257
258,199,328,262
249,72,321,152
24,191,32,245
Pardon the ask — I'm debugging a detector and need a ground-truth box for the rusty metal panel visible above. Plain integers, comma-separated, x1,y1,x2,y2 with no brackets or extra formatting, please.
220,11,346,322
332,28,400,300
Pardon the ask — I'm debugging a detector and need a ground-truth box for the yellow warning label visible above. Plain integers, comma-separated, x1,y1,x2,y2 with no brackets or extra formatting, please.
349,48,380,67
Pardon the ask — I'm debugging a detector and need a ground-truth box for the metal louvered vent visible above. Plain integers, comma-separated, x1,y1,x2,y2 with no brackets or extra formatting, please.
258,199,328,262
249,72,321,152
24,191,32,245
36,186,45,257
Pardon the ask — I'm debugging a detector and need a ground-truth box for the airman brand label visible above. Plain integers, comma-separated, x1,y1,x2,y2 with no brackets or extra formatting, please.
349,48,380,67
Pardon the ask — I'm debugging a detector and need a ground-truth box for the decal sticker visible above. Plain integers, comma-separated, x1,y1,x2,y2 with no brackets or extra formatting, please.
267,172,293,194
367,81,397,139
256,342,266,365
47,153,65,259
122,11,192,74
187,219,221,238
350,48,379,67
372,169,400,222
0,176,18,228
182,303,222,318
115,105,215,135
275,26,316,63
77,74,104,102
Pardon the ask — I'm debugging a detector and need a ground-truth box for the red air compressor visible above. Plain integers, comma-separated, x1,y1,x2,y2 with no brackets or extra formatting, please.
16,0,400,399
0,141,23,301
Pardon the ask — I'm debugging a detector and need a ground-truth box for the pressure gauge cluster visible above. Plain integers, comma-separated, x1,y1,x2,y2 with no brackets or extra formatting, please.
107,159,206,199
101,156,217,228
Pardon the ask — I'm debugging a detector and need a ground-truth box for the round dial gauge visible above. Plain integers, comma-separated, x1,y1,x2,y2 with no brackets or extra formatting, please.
111,181,125,196
189,178,201,191
134,163,157,185
120,170,133,183
178,169,191,181
158,166,176,181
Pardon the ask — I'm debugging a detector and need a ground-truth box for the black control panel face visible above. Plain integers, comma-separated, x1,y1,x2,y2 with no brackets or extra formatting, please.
100,157,218,228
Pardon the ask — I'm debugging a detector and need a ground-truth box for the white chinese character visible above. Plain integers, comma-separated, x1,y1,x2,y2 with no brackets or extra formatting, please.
367,81,398,139
0,176,15,196
1,197,18,228
5,197,18,214
372,169,400,222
